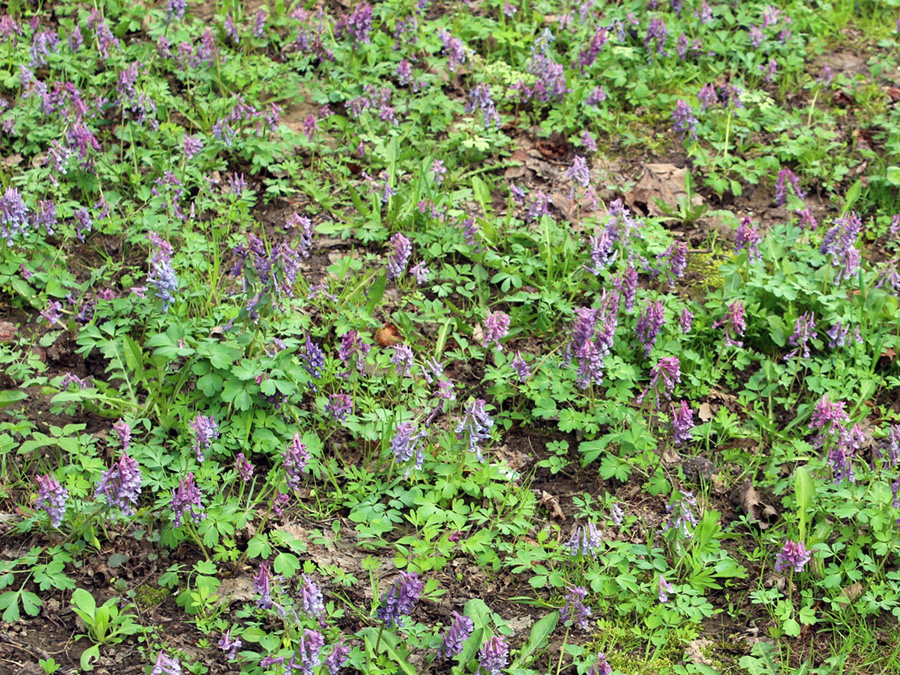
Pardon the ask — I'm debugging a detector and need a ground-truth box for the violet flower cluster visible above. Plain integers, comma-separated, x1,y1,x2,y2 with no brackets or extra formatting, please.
376,571,422,628
635,300,666,355
566,521,602,557
456,399,494,460
637,356,681,405
713,300,746,347
671,401,694,444
560,585,592,629
96,451,142,515
820,212,862,284
482,310,510,350
774,539,812,573
391,421,426,470
438,611,474,659
785,312,816,360
35,474,68,527
189,413,219,463
171,473,205,527
284,433,310,490
386,233,412,281
478,636,509,675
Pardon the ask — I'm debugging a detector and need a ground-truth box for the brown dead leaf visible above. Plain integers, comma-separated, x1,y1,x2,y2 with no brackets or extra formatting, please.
837,582,863,604
539,491,566,522
374,324,402,347
698,401,715,422
625,163,704,217
661,447,680,467
218,575,256,604
684,639,714,666
0,321,17,342
2,153,22,169
732,479,777,528
549,192,575,220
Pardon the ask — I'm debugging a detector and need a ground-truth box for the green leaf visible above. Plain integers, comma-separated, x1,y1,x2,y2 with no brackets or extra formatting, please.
0,390,27,409
274,552,300,578
782,618,801,637
457,627,484,667
464,598,493,630
365,273,387,315
361,627,416,675
71,588,97,617
841,180,862,216
0,591,21,622
886,166,900,186
80,644,100,671
511,611,558,668
795,466,814,543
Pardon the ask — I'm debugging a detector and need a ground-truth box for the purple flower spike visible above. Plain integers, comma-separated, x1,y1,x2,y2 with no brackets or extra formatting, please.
483,310,511,350
298,629,325,672
151,651,181,675
455,399,494,460
566,155,591,190
284,433,310,490
254,561,273,610
658,575,674,603
775,168,805,206
566,522,602,557
96,452,142,515
637,356,681,405
324,641,351,674
217,630,242,660
820,212,862,284
438,611,475,659
300,574,325,620
376,571,423,627
391,421,426,469
785,312,816,360
679,308,694,333
235,453,254,482
326,392,353,422
672,100,698,140
671,401,694,444
560,585,592,629
387,233,412,281
171,473,205,527
735,216,763,261
589,653,612,675
190,414,219,463
511,351,531,382
775,539,812,573
478,635,509,675
35,474,68,527
113,419,131,451
713,300,746,347
635,300,666,356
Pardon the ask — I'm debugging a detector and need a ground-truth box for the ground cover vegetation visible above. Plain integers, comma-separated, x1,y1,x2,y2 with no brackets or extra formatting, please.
1,0,900,673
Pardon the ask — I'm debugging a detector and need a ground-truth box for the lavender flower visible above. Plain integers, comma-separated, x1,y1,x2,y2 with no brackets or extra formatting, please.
438,611,475,659
483,311,511,350
618,266,638,310
455,399,494,460
658,241,688,285
635,300,666,356
785,312,816,360
324,641,351,674
438,29,467,72
637,356,681,405
297,629,325,673
147,234,178,311
645,18,669,62
735,216,763,261
586,86,606,106
302,337,326,381
566,155,591,189
391,421,425,469
171,473,205,527
254,561,274,610
658,576,673,603
560,585,592,629
235,453,254,483
610,503,624,526
376,571,422,627
96,452,142,515
387,233,412,281
671,401,694,444
679,308,694,333
775,168,804,206
511,351,531,382
391,344,415,377
410,261,430,284
326,392,353,422
774,540,811,573
672,100,698,140
566,522,602,557
885,425,900,467
581,131,597,153
830,423,864,484
272,491,290,517
218,630,242,660
151,651,181,675
253,9,267,38
0,186,29,246
478,636,509,675
820,212,862,284
808,395,848,448
335,3,374,44
35,474,68,527
166,0,186,23
697,83,717,110
466,83,501,128
432,159,447,185
584,228,617,273
588,653,612,675
183,135,203,160
284,433,310,490
300,574,325,620
663,490,698,538
714,300,746,347
190,414,219,463
338,330,370,373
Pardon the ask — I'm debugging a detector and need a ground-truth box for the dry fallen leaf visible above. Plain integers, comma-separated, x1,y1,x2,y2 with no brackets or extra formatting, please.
732,479,777,528
539,491,566,522
0,321,17,342
374,324,402,347
698,401,715,422
684,639,714,666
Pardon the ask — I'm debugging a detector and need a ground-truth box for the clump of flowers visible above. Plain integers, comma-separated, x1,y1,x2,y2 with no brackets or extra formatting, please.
146,232,178,312
820,212,862,284
735,216,763,261
663,490,699,539
391,421,426,470
785,312,816,360
235,453,254,482
189,413,219,463
326,392,353,422
96,451,142,515
637,356,681,405
376,571,422,627
672,99,697,140
588,653,612,675
300,574,325,621
566,522,602,557
478,635,509,675
456,399,494,460
438,611,474,659
671,401,694,444
774,539,812,573
635,299,666,355
775,167,805,206
386,233,412,281
482,310,510,350
217,630,241,660
151,651,181,675
171,473,205,527
35,474,68,528
511,351,531,382
284,433,310,490
658,576,674,603
560,585,592,629
713,300,746,347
